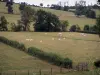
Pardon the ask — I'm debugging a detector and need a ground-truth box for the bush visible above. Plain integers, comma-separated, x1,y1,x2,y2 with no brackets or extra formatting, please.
28,47,73,68
84,25,90,32
69,25,81,32
69,25,77,32
94,60,100,68
0,36,26,51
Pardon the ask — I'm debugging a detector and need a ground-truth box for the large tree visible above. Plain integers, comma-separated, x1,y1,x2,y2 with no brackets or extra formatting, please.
34,9,62,32
20,6,35,31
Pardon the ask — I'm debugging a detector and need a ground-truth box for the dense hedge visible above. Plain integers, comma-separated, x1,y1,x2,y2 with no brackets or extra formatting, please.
28,47,73,68
0,36,26,51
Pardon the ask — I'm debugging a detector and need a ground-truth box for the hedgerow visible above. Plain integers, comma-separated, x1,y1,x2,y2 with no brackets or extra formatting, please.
28,47,73,68
0,36,26,51
0,36,73,69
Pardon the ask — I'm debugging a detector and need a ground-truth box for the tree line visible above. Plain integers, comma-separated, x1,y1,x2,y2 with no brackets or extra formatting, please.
0,1,100,36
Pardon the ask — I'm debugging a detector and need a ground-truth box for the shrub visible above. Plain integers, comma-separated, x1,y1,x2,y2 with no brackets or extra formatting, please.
84,25,90,32
28,47,73,68
94,60,100,68
69,25,77,32
0,36,26,51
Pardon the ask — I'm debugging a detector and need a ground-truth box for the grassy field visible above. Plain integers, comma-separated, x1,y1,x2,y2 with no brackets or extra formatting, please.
0,32,100,66
0,42,60,71
0,2,97,30
0,42,100,75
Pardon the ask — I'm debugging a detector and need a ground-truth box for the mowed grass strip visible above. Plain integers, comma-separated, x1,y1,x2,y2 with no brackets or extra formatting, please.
0,42,60,71
0,32,100,65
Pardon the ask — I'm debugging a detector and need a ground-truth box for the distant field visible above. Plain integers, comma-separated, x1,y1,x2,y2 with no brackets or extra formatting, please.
0,32,100,66
0,2,96,30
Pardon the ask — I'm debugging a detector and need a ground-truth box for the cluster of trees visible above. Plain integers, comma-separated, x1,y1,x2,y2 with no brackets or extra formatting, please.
11,3,69,32
50,4,69,11
75,0,96,18
0,16,8,31
0,1,100,36
34,10,69,32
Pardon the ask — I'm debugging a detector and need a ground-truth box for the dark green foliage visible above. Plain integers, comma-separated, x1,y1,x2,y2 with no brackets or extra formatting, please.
0,16,8,31
94,60,100,68
28,47,73,68
69,25,81,32
34,9,61,32
86,10,96,19
0,36,26,51
96,15,100,36
84,25,90,32
69,25,77,32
